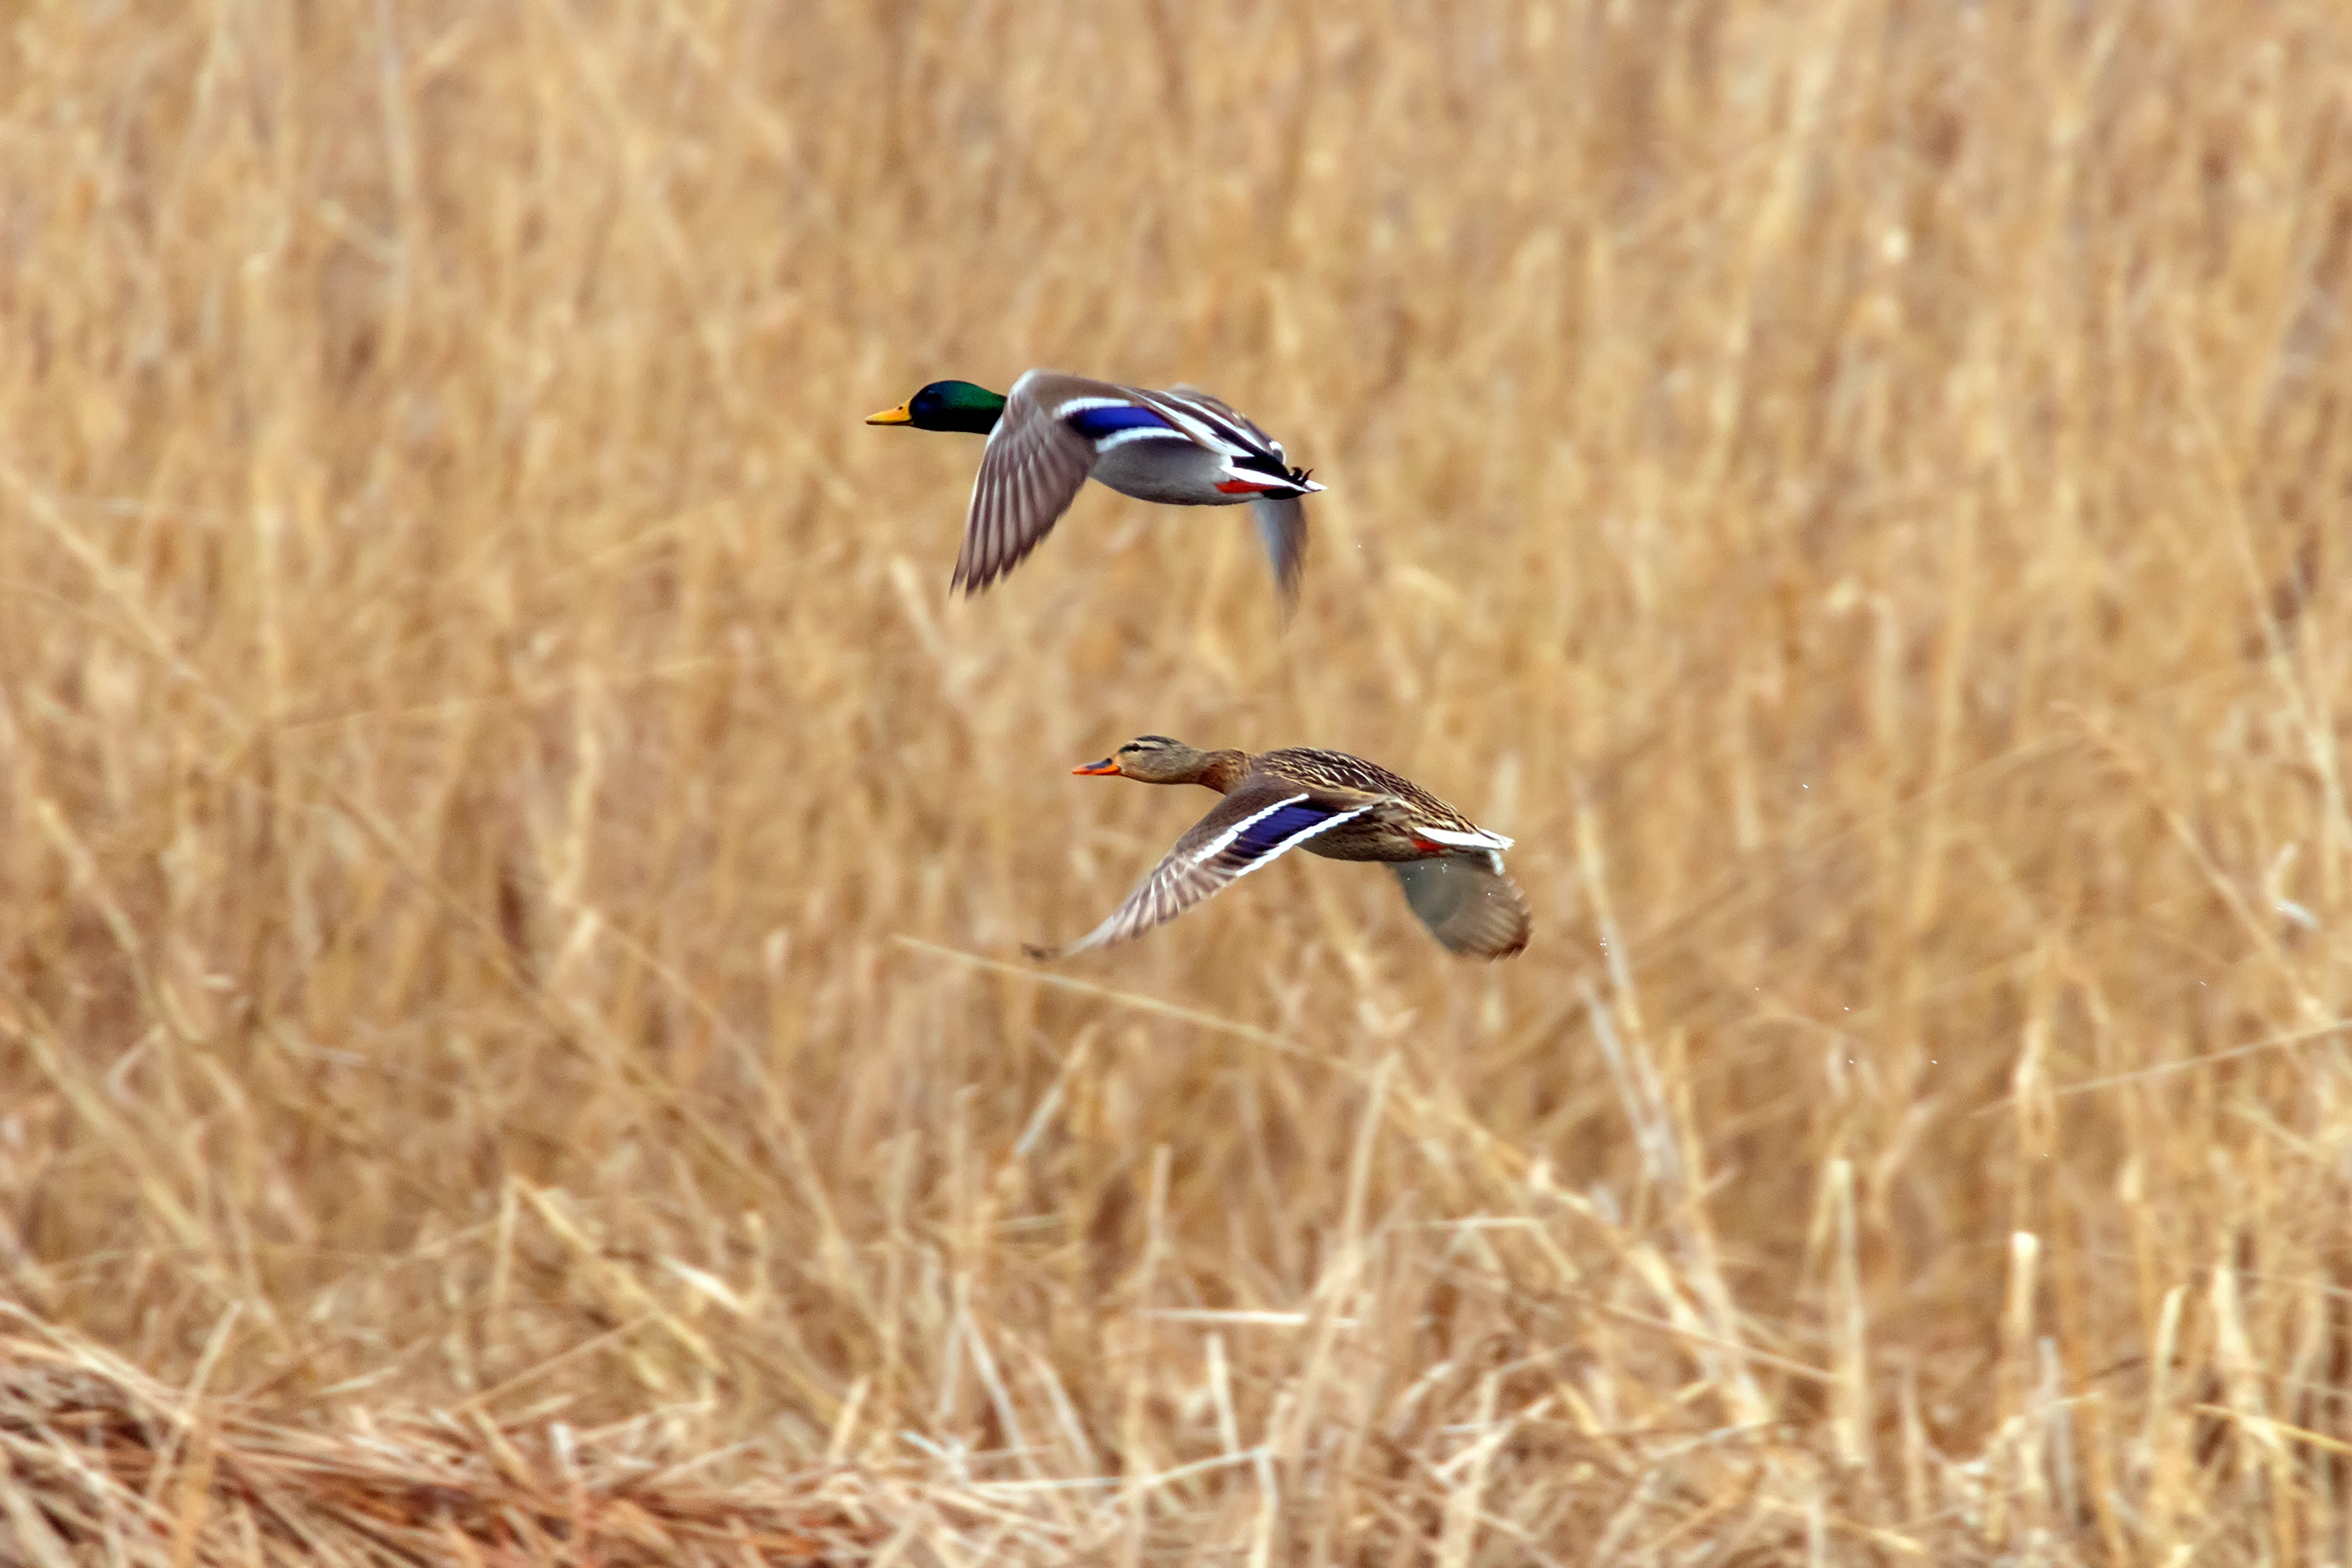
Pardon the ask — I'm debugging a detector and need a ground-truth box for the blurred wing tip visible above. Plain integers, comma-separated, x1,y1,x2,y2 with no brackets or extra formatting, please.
1392,857,1534,960
1459,909,1534,961
1482,904,1534,960
951,554,1000,595
1253,496,1309,612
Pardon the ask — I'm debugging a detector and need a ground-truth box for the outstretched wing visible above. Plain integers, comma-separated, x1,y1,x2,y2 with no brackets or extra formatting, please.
1030,780,1384,959
1252,495,1308,615
1391,853,1532,959
1161,384,1315,610
954,371,1102,595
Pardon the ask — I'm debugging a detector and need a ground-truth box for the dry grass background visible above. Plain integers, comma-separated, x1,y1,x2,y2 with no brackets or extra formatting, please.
2,1,2351,1562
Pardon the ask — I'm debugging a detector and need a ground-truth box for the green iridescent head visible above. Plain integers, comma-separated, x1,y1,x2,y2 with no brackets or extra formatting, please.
865,379,1007,434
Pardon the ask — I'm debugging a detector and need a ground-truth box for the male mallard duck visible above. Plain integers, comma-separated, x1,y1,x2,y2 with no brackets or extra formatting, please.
866,372,1323,611
1029,735,1531,960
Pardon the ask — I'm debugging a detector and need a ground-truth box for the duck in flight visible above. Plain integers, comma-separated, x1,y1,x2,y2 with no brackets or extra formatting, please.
866,372,1323,612
1030,735,1531,960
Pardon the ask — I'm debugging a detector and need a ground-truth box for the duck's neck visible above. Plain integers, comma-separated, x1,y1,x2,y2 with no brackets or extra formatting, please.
1196,750,1250,794
935,397,1004,434
924,385,1007,434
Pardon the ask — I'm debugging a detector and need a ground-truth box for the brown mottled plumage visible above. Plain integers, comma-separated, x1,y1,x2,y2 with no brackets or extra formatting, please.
1029,736,1531,960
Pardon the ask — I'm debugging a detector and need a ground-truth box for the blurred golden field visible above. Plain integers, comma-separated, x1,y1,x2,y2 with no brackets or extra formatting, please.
4,2,2352,1562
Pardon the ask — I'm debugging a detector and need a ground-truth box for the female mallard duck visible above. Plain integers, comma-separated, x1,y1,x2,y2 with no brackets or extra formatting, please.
866,372,1323,611
1029,735,1531,960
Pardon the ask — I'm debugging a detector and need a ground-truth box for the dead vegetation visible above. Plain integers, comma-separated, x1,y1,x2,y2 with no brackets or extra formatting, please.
5,2,2352,1562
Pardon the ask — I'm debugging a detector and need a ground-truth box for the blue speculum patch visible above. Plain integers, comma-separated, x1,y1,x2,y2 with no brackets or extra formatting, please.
1232,803,1332,858
1065,404,1173,441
